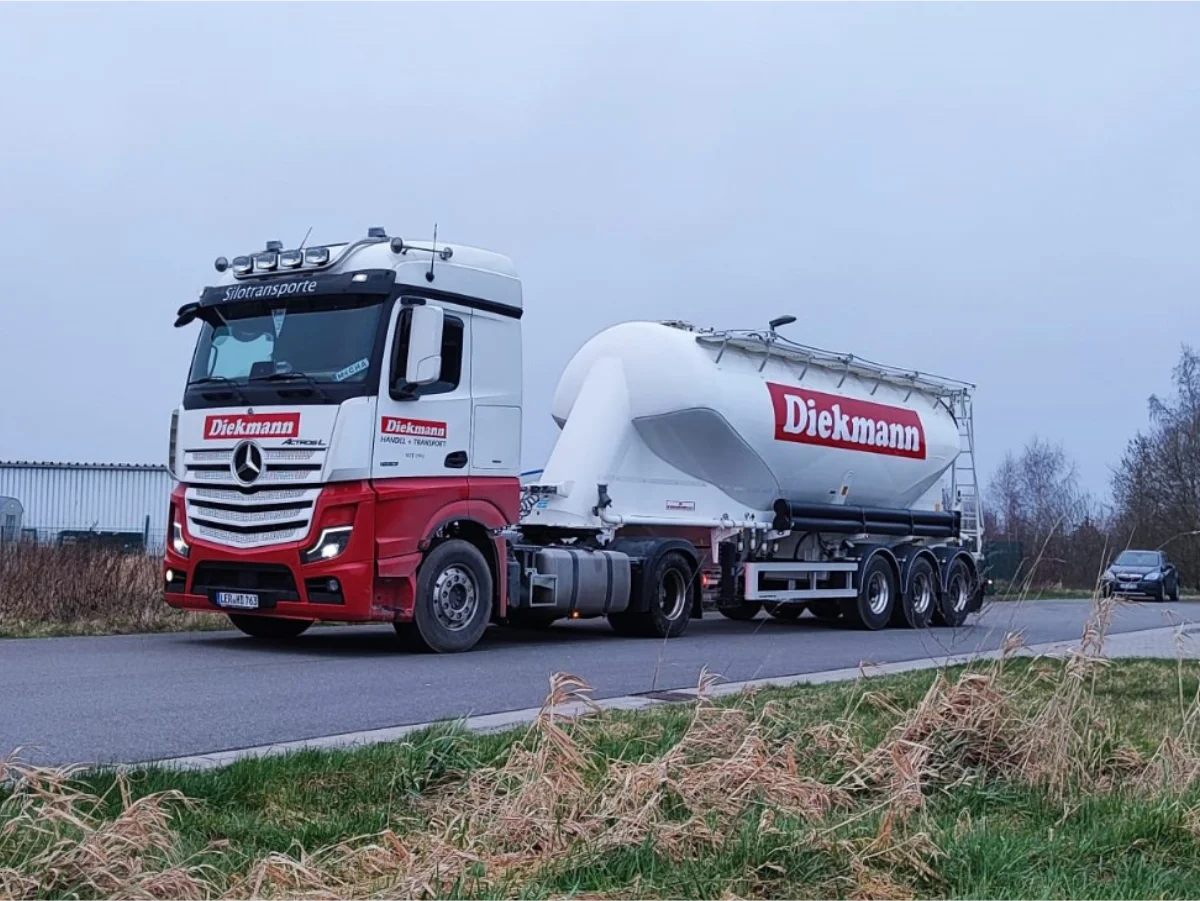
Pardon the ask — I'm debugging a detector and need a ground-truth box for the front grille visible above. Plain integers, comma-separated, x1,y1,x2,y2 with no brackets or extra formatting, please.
181,446,327,488
184,485,321,549
192,562,299,598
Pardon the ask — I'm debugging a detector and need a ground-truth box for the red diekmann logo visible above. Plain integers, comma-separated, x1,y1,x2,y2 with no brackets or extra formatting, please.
766,382,926,460
204,413,300,440
380,416,447,440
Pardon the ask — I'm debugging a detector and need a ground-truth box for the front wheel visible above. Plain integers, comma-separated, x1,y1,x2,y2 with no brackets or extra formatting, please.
1169,582,1181,602
408,539,493,653
228,614,313,640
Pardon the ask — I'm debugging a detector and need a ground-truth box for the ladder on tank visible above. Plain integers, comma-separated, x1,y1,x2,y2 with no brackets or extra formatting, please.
946,392,984,555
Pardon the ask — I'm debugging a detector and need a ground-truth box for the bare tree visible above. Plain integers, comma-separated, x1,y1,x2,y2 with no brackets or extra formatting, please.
1112,345,1200,587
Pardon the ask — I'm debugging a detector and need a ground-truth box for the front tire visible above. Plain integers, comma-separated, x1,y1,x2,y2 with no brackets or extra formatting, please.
408,539,493,653
842,556,897,630
228,614,312,640
1170,582,1180,602
934,557,974,627
892,558,936,629
608,551,694,638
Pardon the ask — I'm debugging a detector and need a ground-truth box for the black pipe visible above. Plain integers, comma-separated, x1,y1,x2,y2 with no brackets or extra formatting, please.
774,498,960,538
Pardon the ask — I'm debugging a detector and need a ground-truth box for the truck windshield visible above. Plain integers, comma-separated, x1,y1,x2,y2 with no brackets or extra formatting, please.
188,296,383,386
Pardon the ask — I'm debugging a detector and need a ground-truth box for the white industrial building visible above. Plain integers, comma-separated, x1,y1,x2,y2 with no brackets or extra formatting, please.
0,462,175,549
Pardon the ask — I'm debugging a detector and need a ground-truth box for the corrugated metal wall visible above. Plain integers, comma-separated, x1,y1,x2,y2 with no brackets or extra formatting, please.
0,463,175,542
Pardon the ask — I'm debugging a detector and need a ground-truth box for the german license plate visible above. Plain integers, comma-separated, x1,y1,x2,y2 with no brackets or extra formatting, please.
1119,583,1137,592
215,591,259,610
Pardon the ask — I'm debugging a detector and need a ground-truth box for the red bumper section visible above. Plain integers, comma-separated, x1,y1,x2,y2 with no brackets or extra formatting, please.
164,481,420,624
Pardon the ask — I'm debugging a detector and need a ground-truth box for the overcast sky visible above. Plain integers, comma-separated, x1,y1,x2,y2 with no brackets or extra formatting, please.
0,3,1195,500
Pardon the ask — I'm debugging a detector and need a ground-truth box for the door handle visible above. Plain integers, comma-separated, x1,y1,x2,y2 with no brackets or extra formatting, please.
444,451,468,469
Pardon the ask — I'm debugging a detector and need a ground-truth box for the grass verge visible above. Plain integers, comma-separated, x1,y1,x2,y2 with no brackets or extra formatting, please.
5,602,1200,898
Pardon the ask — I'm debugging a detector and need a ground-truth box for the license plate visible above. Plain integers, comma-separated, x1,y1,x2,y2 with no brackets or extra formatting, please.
215,591,259,610
1119,583,1137,591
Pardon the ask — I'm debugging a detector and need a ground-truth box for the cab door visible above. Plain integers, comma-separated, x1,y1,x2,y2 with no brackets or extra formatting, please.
373,299,473,481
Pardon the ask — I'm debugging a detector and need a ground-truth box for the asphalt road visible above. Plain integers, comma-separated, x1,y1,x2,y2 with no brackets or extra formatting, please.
4,599,1198,767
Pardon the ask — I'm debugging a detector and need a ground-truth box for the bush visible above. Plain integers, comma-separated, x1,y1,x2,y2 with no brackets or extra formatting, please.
0,542,205,637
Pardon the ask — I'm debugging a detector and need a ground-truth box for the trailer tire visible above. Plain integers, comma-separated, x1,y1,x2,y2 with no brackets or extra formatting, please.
809,600,841,622
717,601,762,621
765,602,804,621
408,539,493,653
228,615,312,640
607,551,693,639
934,557,974,628
842,555,896,630
892,557,936,629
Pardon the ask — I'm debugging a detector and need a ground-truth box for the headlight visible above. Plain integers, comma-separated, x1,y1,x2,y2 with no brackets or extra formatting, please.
171,520,190,558
303,526,353,564
1102,568,1114,581
1145,571,1162,581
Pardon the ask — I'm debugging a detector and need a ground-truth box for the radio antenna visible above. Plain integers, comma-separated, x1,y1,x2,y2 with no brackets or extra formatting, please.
297,226,313,250
426,223,438,282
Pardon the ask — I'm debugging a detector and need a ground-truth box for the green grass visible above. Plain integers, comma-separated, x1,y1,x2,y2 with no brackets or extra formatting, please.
6,658,1200,899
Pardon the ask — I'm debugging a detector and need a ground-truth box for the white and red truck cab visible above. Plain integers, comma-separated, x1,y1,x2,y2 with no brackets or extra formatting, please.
166,227,985,652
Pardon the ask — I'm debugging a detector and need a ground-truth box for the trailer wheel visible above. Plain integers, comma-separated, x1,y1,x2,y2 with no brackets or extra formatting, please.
765,602,804,621
842,556,896,630
809,600,841,622
934,557,974,628
892,558,936,629
228,614,312,640
407,539,493,653
717,601,762,621
608,551,694,639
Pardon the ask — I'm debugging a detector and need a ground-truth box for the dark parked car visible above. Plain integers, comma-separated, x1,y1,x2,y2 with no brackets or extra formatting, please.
1102,549,1180,602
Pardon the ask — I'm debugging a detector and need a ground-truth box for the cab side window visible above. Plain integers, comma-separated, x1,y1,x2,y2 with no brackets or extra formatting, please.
390,306,464,398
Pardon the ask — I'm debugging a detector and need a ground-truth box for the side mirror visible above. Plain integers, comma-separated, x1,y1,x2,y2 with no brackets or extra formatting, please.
405,304,444,386
174,302,201,328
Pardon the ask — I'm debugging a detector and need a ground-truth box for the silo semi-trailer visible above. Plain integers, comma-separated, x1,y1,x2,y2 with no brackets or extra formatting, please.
513,320,983,635
166,230,982,653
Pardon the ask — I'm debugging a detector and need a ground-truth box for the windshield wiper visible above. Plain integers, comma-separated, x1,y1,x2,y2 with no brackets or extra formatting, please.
190,376,248,403
249,371,332,402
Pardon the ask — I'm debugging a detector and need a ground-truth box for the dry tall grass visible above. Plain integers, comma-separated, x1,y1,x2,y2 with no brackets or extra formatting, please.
3,598,1200,899
0,542,204,636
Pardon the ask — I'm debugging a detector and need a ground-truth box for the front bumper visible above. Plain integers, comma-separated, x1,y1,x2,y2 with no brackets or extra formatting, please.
1104,578,1163,598
163,481,420,622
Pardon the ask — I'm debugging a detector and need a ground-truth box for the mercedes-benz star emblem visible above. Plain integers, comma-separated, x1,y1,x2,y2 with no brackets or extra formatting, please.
231,440,264,485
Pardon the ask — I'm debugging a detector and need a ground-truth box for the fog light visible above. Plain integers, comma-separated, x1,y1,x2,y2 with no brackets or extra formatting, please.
165,568,175,583
327,578,340,593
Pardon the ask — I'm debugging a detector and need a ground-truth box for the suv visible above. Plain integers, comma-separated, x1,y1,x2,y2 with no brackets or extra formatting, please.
1103,550,1180,602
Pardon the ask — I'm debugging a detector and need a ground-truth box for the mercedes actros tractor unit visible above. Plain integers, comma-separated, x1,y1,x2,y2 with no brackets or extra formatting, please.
164,227,985,653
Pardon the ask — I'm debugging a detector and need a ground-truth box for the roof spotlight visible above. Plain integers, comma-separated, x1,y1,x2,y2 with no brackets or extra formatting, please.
303,246,331,266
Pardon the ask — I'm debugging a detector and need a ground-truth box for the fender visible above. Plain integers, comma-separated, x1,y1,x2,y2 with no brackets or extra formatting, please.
892,546,941,596
852,543,901,592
